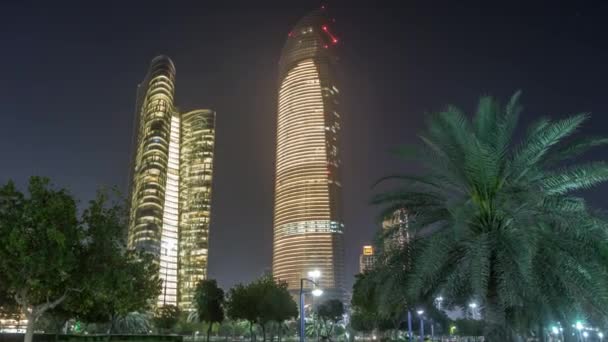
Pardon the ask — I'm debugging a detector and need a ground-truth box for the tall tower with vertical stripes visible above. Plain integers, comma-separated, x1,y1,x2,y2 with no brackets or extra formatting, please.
272,8,346,300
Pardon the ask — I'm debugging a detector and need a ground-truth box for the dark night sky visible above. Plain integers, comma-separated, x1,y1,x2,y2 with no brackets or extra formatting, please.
1,0,608,291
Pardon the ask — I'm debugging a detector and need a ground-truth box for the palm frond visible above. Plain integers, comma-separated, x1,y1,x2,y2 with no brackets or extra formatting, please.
545,136,608,164
542,161,608,194
511,113,589,180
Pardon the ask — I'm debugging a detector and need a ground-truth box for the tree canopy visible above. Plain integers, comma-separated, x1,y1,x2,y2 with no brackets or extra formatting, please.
194,279,225,342
372,92,608,340
153,305,181,333
226,275,297,342
315,299,345,340
0,177,160,342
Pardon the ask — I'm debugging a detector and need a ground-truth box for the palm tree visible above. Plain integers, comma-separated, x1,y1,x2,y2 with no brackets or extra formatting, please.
372,92,608,340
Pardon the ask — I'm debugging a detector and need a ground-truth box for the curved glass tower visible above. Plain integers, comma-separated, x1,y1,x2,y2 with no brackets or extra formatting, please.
178,109,216,310
273,9,345,300
128,56,216,309
129,56,179,306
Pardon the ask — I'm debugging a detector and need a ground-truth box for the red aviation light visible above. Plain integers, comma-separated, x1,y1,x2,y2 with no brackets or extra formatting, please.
321,25,339,45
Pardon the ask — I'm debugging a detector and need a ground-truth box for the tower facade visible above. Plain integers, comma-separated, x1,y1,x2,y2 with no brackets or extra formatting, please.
128,56,216,310
272,9,345,300
382,208,410,252
178,109,215,309
359,245,376,273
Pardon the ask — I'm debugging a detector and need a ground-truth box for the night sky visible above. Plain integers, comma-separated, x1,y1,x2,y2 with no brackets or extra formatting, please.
2,0,608,291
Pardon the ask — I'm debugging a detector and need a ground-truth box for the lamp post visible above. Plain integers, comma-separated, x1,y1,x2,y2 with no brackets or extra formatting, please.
308,270,321,342
468,303,478,320
435,296,443,311
300,277,323,342
417,310,424,342
576,321,583,342
407,311,413,341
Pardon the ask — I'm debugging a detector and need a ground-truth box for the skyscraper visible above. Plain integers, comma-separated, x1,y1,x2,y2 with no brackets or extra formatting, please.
359,245,376,273
272,8,345,300
128,56,216,310
382,208,410,251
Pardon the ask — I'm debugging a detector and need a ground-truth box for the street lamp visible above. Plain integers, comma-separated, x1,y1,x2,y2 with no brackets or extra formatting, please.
435,296,444,310
307,270,321,341
417,310,424,342
407,310,413,341
308,270,321,279
599,332,604,340
468,302,478,320
300,277,323,342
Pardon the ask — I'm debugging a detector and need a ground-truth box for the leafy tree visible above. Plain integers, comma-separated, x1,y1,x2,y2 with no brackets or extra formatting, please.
194,279,225,342
256,277,297,342
174,311,205,335
226,276,297,342
349,311,374,334
351,272,392,335
0,177,82,342
373,92,608,340
315,299,344,340
70,192,161,334
227,283,259,341
0,178,161,342
154,305,181,333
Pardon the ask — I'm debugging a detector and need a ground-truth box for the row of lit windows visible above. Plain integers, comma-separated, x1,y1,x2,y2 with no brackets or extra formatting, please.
274,25,345,294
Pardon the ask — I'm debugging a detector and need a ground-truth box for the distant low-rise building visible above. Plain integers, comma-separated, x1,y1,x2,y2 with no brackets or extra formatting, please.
359,245,376,273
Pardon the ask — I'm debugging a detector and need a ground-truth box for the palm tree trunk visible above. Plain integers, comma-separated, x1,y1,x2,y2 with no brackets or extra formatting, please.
537,323,546,342
250,322,255,342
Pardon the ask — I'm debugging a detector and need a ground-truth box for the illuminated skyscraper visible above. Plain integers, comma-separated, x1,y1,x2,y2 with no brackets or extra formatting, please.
178,109,215,310
128,56,216,310
382,208,410,251
272,8,345,300
359,245,376,273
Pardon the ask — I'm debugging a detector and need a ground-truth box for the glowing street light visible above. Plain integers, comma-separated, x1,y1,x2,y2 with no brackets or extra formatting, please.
308,270,321,279
468,303,478,320
576,321,584,331
551,326,559,335
417,310,424,342
583,331,589,339
299,276,322,342
599,331,604,339
435,296,444,310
